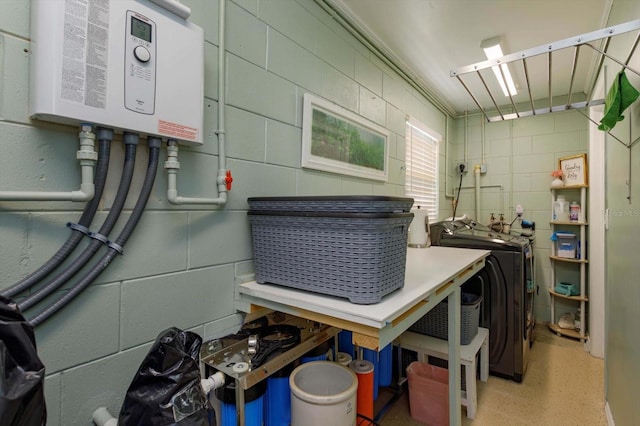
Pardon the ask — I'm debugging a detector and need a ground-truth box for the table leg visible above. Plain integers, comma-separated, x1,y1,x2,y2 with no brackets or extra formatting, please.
447,285,462,425
466,359,477,419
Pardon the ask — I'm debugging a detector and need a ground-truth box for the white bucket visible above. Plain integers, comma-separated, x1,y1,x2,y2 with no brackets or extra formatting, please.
289,361,358,426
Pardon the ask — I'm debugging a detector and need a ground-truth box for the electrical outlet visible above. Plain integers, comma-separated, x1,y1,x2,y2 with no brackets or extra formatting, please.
456,162,467,174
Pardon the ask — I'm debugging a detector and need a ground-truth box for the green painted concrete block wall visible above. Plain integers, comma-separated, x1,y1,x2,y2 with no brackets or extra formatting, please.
0,0,450,423
450,111,589,324
602,2,640,424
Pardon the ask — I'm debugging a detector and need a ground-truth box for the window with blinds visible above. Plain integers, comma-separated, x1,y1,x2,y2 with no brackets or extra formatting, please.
405,119,440,222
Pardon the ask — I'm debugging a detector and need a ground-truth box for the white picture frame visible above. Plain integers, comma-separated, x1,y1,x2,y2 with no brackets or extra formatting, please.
301,93,389,181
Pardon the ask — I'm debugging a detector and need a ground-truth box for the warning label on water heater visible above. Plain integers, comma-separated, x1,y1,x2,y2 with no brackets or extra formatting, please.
158,120,199,141
61,0,110,109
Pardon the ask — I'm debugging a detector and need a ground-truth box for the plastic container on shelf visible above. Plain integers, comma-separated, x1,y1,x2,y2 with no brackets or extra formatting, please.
556,232,577,258
570,201,581,222
406,361,449,426
553,195,570,222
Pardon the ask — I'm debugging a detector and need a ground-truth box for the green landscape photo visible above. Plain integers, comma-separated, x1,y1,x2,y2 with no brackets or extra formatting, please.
310,109,385,171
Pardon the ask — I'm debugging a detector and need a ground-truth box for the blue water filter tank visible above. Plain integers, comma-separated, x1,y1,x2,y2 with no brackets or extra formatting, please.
265,361,300,426
363,348,379,400
378,344,392,387
301,340,331,364
338,330,354,358
265,376,290,426
216,379,265,426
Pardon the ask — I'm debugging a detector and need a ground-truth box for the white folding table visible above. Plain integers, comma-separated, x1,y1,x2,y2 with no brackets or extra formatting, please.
235,246,489,426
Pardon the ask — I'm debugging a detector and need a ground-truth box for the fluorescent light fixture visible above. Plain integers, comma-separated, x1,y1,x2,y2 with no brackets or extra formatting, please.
481,37,517,97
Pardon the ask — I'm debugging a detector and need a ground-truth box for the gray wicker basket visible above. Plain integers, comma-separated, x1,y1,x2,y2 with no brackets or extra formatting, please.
248,196,414,213
409,293,482,345
248,211,413,304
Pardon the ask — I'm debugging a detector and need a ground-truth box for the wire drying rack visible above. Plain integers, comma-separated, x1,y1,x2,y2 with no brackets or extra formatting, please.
451,19,640,124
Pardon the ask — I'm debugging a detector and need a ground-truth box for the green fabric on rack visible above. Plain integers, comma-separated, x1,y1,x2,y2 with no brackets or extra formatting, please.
598,70,640,131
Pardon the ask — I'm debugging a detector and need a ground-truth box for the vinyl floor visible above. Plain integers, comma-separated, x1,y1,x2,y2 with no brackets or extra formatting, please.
376,324,606,426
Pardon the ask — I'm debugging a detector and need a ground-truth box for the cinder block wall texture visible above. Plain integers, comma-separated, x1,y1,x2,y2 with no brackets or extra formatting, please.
0,0,448,423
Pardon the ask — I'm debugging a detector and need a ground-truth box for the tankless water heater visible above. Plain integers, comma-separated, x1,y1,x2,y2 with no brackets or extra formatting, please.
30,0,204,145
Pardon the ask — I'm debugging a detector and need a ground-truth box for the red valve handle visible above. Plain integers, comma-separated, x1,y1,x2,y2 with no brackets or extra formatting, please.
225,170,233,191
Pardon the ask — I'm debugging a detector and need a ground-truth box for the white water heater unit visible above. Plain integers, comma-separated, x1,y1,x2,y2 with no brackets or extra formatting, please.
30,0,204,145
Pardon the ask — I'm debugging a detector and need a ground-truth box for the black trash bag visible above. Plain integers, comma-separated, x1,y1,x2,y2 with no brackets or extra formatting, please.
0,295,47,426
118,327,215,426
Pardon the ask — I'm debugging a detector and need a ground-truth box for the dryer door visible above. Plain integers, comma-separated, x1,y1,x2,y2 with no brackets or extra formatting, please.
466,255,514,380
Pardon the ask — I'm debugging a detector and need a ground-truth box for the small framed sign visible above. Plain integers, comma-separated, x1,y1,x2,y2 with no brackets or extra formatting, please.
559,154,588,186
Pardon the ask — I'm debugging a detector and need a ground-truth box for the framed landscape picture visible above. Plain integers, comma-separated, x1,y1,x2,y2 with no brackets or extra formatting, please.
301,93,389,181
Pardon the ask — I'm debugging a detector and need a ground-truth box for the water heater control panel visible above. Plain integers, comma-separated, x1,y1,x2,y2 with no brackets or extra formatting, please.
125,11,156,115
30,0,204,145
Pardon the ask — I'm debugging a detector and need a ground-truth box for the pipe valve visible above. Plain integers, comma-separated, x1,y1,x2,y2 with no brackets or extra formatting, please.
224,170,233,190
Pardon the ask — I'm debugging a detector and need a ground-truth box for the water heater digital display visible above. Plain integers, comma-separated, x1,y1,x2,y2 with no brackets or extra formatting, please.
125,11,156,115
30,0,204,145
131,16,152,42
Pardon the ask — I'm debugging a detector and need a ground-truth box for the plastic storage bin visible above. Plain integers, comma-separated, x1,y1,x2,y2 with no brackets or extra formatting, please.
248,209,413,304
406,361,449,426
556,232,577,258
409,293,482,345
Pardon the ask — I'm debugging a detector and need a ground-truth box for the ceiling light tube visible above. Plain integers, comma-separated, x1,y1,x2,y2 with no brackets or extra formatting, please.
481,37,517,96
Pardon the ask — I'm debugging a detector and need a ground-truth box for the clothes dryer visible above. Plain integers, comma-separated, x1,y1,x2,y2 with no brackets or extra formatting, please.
430,219,534,382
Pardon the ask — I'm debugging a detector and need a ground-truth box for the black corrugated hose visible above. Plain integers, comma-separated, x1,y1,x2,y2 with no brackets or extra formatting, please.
451,171,464,221
29,137,161,327
18,134,140,312
1,129,114,299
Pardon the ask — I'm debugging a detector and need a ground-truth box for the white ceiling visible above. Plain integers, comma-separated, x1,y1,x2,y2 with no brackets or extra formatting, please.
328,0,614,116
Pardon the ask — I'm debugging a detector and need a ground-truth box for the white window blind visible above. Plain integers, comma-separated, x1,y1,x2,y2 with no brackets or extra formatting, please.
405,119,440,222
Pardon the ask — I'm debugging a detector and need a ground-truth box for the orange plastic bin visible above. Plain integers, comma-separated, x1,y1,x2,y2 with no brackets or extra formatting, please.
406,361,449,426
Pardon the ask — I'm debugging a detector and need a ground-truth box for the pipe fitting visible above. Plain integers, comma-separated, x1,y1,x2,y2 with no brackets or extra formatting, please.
92,407,118,426
123,132,139,146
164,143,180,170
71,183,95,202
147,136,162,149
96,127,114,141
201,371,225,394
164,139,227,205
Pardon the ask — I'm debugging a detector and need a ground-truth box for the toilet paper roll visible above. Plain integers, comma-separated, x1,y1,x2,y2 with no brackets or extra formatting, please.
408,207,429,247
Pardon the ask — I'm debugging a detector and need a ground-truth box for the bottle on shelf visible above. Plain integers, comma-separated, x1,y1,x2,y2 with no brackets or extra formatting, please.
553,195,570,222
569,201,581,222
